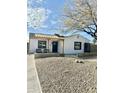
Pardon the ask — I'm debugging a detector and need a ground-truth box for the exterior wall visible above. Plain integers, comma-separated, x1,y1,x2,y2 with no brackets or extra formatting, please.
29,38,49,53
29,34,89,54
46,39,64,53
58,40,64,53
29,38,64,53
64,35,89,54
29,39,38,53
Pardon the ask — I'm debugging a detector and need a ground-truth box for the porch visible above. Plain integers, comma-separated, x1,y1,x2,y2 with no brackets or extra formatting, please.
29,33,64,54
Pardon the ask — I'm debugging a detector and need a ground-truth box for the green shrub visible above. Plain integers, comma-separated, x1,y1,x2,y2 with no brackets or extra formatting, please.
90,44,97,52
59,54,65,57
78,52,97,58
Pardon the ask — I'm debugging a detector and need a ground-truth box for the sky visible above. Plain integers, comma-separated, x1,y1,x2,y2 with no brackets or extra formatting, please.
27,0,94,41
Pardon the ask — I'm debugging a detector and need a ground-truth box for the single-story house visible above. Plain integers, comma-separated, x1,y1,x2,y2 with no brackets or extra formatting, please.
29,33,90,54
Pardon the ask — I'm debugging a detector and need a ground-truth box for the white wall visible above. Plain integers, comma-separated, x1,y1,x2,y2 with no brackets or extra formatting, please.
29,39,38,53
29,38,48,53
29,35,89,54
64,35,89,54
29,38,64,53
48,39,63,53
58,40,64,53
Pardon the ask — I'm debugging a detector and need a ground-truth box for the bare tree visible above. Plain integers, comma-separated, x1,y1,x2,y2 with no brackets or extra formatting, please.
62,0,97,40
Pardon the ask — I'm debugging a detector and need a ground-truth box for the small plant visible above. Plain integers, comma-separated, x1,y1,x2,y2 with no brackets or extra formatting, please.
76,61,79,63
78,52,97,58
80,61,84,64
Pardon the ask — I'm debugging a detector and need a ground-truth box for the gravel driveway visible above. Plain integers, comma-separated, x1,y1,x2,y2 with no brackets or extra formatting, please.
35,57,97,93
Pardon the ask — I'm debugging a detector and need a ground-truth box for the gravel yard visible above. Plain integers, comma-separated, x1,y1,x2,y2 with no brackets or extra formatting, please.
35,57,97,93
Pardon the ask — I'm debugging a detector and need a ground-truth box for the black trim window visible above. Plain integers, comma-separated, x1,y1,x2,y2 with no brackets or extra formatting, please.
74,42,81,50
38,40,46,48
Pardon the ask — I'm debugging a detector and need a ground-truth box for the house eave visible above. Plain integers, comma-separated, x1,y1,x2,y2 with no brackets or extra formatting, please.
29,33,64,40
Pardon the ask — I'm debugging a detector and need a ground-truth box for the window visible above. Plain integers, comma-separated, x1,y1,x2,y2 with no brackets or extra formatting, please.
84,43,90,52
38,40,46,48
74,42,81,50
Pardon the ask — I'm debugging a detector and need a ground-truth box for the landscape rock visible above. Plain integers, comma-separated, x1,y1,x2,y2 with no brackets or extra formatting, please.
35,57,97,93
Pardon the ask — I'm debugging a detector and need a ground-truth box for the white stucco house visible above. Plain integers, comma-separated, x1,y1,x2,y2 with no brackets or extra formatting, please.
29,33,90,54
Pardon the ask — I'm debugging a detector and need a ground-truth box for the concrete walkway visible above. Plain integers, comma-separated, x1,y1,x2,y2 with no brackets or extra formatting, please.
27,54,42,93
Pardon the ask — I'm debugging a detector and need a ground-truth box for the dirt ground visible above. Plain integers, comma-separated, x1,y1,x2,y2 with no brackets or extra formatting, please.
35,57,97,93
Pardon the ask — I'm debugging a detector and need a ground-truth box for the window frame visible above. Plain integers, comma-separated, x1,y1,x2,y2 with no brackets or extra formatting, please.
38,40,47,49
74,42,82,50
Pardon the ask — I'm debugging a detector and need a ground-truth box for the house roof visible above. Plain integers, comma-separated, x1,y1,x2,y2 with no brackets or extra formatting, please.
29,33,64,39
29,33,90,42
65,34,90,42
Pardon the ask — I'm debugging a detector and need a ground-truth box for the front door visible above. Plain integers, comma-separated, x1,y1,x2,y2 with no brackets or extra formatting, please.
52,41,58,53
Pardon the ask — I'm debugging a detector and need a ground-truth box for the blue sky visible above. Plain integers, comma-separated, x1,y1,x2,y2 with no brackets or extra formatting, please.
27,0,94,41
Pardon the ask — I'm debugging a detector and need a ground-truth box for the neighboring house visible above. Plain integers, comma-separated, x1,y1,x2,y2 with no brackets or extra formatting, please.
29,33,90,54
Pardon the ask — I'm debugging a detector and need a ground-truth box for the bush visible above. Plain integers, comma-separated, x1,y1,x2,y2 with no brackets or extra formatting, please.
90,44,97,52
59,54,65,57
78,52,97,58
